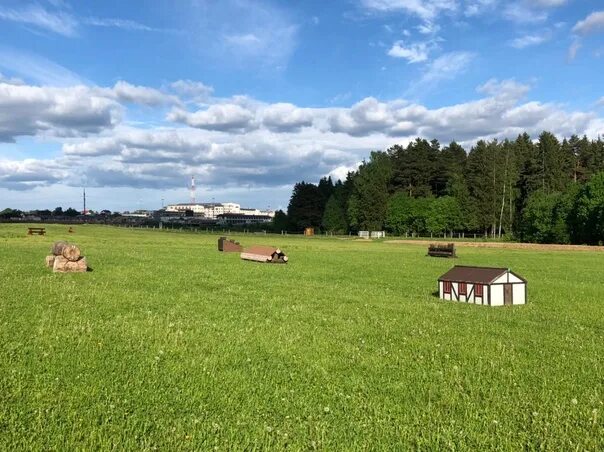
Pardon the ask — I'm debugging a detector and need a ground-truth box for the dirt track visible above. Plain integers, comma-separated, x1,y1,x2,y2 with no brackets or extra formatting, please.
384,239,604,252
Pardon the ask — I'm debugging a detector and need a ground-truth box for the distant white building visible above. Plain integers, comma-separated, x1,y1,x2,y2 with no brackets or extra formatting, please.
216,213,272,225
122,210,153,218
165,202,274,220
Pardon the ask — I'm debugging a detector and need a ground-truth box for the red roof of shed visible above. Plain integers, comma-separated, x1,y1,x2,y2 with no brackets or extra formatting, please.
438,266,510,284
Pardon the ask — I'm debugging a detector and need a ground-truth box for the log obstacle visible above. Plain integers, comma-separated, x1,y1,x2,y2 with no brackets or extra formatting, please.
240,245,288,264
46,241,88,272
427,243,457,258
218,236,243,252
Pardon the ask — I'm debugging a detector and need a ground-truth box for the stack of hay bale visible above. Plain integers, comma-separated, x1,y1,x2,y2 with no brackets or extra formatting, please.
240,245,288,264
46,241,88,272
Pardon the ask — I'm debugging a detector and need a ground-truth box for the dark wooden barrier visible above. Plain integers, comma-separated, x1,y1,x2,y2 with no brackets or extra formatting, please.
427,243,456,258
218,237,243,252
27,227,46,235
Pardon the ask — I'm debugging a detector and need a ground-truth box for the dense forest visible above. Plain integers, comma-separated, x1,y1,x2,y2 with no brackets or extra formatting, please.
280,132,604,245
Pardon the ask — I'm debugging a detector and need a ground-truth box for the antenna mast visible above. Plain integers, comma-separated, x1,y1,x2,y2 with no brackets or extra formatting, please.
190,176,196,204
83,187,87,214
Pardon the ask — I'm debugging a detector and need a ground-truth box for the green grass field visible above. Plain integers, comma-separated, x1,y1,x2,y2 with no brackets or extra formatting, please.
1,224,603,450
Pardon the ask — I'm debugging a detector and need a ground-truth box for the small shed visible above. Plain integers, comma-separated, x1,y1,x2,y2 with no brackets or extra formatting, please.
438,266,526,306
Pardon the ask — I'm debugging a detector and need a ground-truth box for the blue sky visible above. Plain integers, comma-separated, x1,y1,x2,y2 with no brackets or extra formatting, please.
0,0,603,212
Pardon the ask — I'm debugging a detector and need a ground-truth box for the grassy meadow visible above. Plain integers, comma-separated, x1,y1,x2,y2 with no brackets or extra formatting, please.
1,224,603,450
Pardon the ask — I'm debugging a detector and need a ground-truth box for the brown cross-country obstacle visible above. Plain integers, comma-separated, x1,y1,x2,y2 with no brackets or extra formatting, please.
45,241,89,272
240,245,288,264
28,227,46,235
427,243,457,258
218,237,243,252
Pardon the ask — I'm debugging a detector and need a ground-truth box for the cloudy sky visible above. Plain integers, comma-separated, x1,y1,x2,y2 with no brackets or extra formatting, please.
0,0,603,212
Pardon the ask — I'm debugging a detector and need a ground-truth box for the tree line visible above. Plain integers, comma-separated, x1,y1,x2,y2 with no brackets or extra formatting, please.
280,132,604,245
0,207,84,219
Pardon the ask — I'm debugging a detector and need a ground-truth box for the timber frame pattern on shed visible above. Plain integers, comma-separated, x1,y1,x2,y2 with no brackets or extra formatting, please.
438,265,527,306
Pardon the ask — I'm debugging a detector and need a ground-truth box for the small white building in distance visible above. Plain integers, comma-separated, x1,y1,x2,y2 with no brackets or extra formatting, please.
438,266,527,306
164,202,274,220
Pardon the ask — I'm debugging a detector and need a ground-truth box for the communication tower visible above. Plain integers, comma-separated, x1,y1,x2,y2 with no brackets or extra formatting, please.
190,176,196,204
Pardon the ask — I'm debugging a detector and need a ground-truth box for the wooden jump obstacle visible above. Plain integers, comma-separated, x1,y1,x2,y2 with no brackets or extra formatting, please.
427,243,457,258
218,236,243,252
45,241,88,272
28,227,46,235
240,245,288,264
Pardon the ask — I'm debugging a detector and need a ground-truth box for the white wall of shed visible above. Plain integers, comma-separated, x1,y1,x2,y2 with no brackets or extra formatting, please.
493,273,507,284
491,285,504,306
513,284,526,304
508,273,524,283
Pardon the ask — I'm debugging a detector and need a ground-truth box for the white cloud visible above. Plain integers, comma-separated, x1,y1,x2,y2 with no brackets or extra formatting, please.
0,3,78,36
110,81,179,106
0,3,160,37
187,0,299,70
0,83,121,142
83,17,158,32
531,0,566,6
322,77,595,144
509,31,552,48
465,0,564,19
0,72,24,85
328,97,399,136
170,80,214,104
417,21,441,34
167,104,257,132
261,103,314,132
572,11,604,36
568,39,581,60
0,47,85,86
477,79,530,98
0,158,69,190
568,11,604,60
387,41,432,62
412,51,475,89
503,2,548,23
2,76,603,197
464,0,497,16
329,163,362,182
221,26,298,68
360,0,458,20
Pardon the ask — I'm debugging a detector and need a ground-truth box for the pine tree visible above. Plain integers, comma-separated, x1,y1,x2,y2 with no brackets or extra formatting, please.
322,194,348,233
272,210,289,232
350,151,392,230
466,140,500,235
569,172,604,244
287,182,323,231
